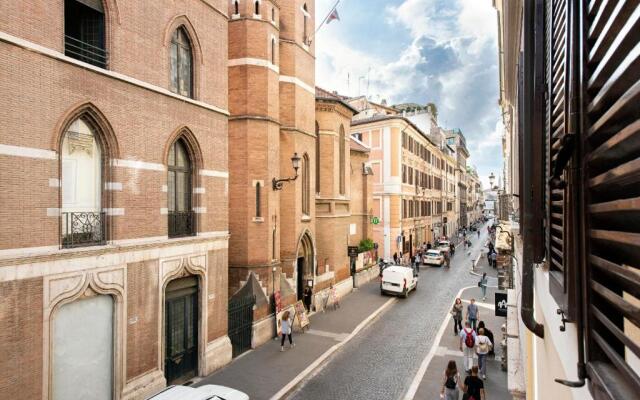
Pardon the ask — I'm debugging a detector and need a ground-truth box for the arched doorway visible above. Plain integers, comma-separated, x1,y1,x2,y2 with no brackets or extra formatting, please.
296,232,315,301
164,276,199,384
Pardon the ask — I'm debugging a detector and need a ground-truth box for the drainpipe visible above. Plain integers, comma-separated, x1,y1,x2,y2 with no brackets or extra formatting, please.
520,0,544,339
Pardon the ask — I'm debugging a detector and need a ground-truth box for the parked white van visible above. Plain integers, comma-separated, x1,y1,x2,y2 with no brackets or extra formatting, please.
147,385,249,400
380,265,418,298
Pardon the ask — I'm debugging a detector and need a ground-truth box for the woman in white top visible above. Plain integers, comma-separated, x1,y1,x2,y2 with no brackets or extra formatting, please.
280,311,294,352
476,327,493,379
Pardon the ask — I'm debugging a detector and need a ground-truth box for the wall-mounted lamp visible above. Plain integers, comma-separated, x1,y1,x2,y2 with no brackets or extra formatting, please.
272,152,301,190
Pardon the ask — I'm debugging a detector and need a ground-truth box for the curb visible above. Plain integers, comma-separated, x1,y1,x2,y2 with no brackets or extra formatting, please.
270,296,398,400
403,285,476,400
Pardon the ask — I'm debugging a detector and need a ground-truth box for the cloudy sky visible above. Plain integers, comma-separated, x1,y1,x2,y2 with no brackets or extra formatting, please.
314,0,502,188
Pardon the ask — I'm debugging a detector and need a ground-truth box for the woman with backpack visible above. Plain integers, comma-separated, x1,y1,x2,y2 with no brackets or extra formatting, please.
479,273,488,301
476,327,493,379
280,310,294,352
440,360,462,400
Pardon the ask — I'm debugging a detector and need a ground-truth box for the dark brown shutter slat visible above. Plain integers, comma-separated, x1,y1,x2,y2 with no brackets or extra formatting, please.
588,119,640,165
590,255,640,299
591,306,640,362
588,1,637,64
589,0,614,38
591,280,640,328
590,230,640,247
588,158,640,189
587,80,640,138
591,331,640,392
589,197,640,214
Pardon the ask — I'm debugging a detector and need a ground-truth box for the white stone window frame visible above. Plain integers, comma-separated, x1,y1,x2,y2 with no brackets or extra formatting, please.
269,34,277,67
231,0,241,19
253,0,262,19
301,4,310,50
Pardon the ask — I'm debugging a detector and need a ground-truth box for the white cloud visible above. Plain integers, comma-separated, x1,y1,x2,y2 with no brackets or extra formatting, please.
316,0,502,181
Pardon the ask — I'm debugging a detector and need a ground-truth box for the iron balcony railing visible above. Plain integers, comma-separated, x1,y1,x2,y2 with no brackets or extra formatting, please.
168,211,196,238
61,212,106,248
64,35,108,68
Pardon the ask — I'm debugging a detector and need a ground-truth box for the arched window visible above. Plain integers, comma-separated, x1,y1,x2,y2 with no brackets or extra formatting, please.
302,4,308,44
339,125,345,195
271,7,275,22
255,0,260,15
271,38,276,65
168,138,194,237
234,0,239,15
64,0,107,68
170,27,193,98
61,117,105,248
302,153,310,215
315,122,320,194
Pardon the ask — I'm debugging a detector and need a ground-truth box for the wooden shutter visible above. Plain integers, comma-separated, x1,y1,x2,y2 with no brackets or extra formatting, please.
544,0,579,314
582,0,640,397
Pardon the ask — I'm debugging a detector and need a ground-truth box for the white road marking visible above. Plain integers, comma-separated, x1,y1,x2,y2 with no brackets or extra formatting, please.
271,296,397,400
305,329,349,341
403,285,476,400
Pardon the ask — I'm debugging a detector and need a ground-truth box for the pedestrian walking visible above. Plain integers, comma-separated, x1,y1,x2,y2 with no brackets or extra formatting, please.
477,230,480,238
393,252,399,264
444,251,451,268
459,321,477,373
477,321,495,358
280,311,294,352
463,366,485,400
303,285,312,312
467,298,479,330
490,251,497,268
414,253,421,272
451,298,464,335
476,328,492,379
427,241,432,250
329,283,340,310
479,273,488,301
440,360,463,400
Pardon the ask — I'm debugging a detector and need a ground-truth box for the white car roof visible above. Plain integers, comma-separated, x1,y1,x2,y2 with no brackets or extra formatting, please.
383,265,413,273
148,385,249,400
426,249,442,254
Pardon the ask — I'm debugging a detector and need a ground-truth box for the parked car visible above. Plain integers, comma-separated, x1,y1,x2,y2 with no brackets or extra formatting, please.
423,249,445,266
147,385,249,400
380,265,418,298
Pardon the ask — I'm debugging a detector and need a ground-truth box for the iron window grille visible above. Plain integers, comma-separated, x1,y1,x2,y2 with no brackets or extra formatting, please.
61,211,106,248
168,211,196,238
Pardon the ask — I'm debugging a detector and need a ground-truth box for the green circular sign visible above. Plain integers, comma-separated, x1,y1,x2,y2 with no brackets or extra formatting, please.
371,216,380,225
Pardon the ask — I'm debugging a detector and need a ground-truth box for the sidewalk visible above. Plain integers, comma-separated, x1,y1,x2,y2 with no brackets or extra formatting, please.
413,255,510,400
195,280,391,400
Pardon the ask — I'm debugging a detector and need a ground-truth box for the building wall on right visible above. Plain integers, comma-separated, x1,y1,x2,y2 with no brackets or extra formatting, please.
496,0,640,399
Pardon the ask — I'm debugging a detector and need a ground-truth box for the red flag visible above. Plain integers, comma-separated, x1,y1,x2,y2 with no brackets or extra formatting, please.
327,8,340,24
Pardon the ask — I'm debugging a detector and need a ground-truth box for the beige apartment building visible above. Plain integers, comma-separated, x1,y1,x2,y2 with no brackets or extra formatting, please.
0,1,230,398
350,113,447,261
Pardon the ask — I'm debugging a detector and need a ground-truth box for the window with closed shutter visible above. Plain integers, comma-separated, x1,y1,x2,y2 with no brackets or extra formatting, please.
582,0,640,397
544,0,580,316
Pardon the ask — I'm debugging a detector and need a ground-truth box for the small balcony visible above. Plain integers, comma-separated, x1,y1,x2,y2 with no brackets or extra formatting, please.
61,212,106,248
65,35,108,69
168,211,196,238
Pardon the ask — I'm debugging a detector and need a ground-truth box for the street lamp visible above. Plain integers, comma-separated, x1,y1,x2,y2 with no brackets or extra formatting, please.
489,172,495,189
272,152,301,190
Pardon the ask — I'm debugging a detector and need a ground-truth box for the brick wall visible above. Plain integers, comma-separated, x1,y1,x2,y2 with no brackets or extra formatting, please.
126,260,160,380
0,278,43,399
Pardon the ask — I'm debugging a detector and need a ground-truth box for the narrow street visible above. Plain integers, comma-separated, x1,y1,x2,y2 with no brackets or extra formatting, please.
287,224,490,400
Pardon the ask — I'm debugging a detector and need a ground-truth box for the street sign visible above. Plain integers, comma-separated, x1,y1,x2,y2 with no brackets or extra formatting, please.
495,292,507,317
371,216,380,225
348,246,359,258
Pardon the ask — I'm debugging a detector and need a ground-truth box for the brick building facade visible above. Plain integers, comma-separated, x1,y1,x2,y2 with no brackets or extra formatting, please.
0,1,230,399
226,0,317,346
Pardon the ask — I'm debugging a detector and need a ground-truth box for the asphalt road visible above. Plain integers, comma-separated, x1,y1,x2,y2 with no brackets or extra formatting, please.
286,224,489,400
